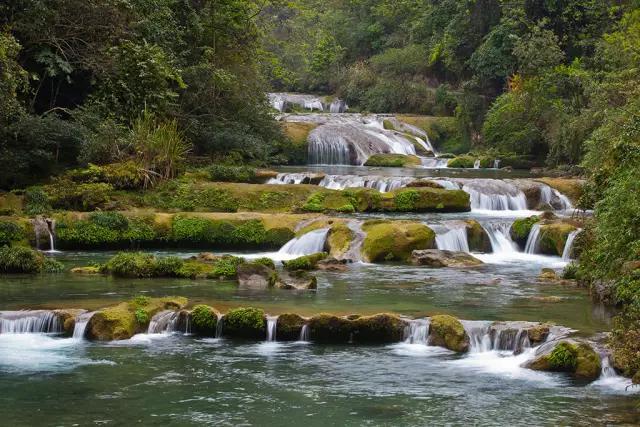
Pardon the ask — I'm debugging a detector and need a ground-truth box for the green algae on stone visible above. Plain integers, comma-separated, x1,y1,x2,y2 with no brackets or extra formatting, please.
351,313,406,343
223,307,266,339
190,305,218,336
429,315,470,352
275,313,306,341
361,221,435,263
308,314,353,343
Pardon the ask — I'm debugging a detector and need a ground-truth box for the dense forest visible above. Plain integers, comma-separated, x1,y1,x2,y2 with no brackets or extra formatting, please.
1,0,640,396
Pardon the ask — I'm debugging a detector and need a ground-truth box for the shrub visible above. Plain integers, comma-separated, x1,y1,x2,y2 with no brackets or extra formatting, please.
101,161,146,189
43,258,64,273
0,246,44,273
251,257,276,269
302,193,326,212
191,305,217,334
562,262,579,280
47,181,114,211
0,221,24,246
209,256,245,279
207,165,257,183
102,252,157,278
549,342,578,371
89,212,129,231
134,308,150,325
283,252,328,271
24,187,51,215
154,256,184,276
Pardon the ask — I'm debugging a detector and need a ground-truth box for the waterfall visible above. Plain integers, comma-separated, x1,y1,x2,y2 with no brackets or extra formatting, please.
462,180,528,211
32,217,58,252
267,173,313,185
462,320,493,353
266,316,278,342
421,158,450,168
403,318,430,345
482,223,518,254
72,311,95,339
462,321,533,354
278,228,329,256
435,226,470,252
562,229,581,261
490,327,531,354
329,99,348,113
298,324,310,342
524,224,542,254
494,159,501,169
308,131,351,165
432,180,460,190
319,175,415,192
473,159,481,169
539,185,573,210
147,310,180,334
215,314,223,338
599,353,618,379
342,220,365,262
0,311,62,334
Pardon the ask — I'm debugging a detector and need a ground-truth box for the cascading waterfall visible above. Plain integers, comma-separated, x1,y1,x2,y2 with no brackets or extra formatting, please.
215,314,224,339
72,311,95,339
473,159,481,169
298,324,310,342
319,175,415,192
0,311,62,334
329,99,348,113
266,316,278,342
482,223,518,254
403,318,430,345
562,229,581,261
278,228,329,256
524,224,542,254
462,321,534,354
342,220,365,262
435,226,470,253
539,185,573,211
494,159,501,169
463,181,528,211
308,130,352,165
32,217,58,252
147,310,180,334
267,173,311,185
462,321,493,353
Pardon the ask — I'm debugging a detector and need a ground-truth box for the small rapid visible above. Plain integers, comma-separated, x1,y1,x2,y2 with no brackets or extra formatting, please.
0,311,62,334
278,228,329,256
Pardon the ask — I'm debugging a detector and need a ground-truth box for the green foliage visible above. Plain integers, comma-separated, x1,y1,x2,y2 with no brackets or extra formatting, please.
42,257,64,273
549,342,578,371
0,246,44,274
209,256,245,279
191,305,217,334
251,257,276,270
0,221,24,246
510,216,540,244
394,190,419,211
102,252,157,278
223,307,266,339
283,253,328,271
134,308,150,325
207,165,257,183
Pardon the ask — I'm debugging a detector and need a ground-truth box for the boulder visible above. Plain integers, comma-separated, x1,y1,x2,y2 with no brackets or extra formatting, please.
410,249,483,268
364,153,422,168
308,314,353,343
538,223,578,256
406,180,445,189
275,270,317,290
464,220,492,253
222,307,266,339
390,188,471,213
316,257,349,272
510,216,540,248
326,223,354,259
351,313,406,344
538,268,559,282
429,315,470,352
194,252,222,263
190,305,219,336
237,263,277,290
275,313,306,341
362,221,435,263
525,340,602,381
54,309,87,336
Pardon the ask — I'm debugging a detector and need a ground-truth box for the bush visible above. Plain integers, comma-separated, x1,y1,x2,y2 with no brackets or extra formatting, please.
191,305,217,334
90,212,129,231
43,258,64,273
283,252,328,271
47,181,114,211
102,252,157,278
0,246,44,273
0,221,24,246
223,307,266,339
549,342,578,371
134,308,150,325
251,257,276,269
154,256,184,276
209,256,245,279
24,187,51,215
207,165,257,183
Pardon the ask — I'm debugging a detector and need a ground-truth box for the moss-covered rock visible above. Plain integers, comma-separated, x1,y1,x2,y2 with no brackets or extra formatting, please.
351,313,406,343
527,325,551,344
536,178,584,204
364,153,422,168
282,252,328,271
429,315,470,352
308,314,353,343
275,313,306,341
405,180,444,189
464,220,492,253
275,270,318,290
361,221,435,263
326,223,354,258
190,305,218,336
538,223,578,256
222,307,266,340
237,263,278,289
447,155,476,168
390,188,470,213
410,249,483,268
54,309,87,337
86,296,188,341
526,340,601,381
510,216,540,247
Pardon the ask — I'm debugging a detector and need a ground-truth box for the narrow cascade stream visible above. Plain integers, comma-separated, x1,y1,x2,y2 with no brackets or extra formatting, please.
474,160,481,169
403,319,430,345
72,311,95,339
482,223,519,254
147,311,180,334
0,311,62,334
562,229,581,261
266,316,278,342
524,224,542,254
435,226,470,252
343,220,366,262
463,183,528,211
278,228,329,256
298,324,310,342
461,321,493,353
215,314,224,339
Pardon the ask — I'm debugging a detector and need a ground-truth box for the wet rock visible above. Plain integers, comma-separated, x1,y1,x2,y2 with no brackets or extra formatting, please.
351,313,406,344
538,268,559,281
316,257,349,271
464,220,492,253
527,324,551,344
237,263,277,290
361,221,435,263
275,313,306,341
410,249,483,268
429,315,470,352
190,305,219,336
308,314,353,343
54,309,87,336
275,270,317,290
326,223,354,259
525,339,602,381
538,223,578,256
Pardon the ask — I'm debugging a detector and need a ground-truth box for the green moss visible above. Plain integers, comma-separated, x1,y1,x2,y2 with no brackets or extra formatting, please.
538,223,578,256
191,305,218,336
549,342,578,370
351,313,405,343
447,156,476,168
308,314,353,343
326,223,354,258
429,315,469,352
134,308,150,325
382,119,395,130
361,221,435,262
465,220,492,252
283,252,328,271
510,216,540,246
251,257,276,270
275,313,306,341
223,307,266,339
364,153,422,168
87,303,137,341
391,188,470,212
208,256,245,279
394,190,419,211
